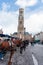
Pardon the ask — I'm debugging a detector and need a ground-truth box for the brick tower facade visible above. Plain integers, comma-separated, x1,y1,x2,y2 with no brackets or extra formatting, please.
18,8,24,39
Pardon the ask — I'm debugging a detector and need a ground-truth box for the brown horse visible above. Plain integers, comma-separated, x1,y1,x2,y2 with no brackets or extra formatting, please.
0,38,22,65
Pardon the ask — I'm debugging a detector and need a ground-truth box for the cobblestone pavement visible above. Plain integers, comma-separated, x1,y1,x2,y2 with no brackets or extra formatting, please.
31,44,43,65
0,44,43,65
0,46,34,65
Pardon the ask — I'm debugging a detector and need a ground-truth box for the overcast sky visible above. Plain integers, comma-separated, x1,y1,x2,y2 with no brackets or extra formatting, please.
0,0,43,35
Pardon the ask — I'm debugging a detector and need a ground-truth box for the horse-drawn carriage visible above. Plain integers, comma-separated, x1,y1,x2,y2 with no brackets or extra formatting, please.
0,34,29,65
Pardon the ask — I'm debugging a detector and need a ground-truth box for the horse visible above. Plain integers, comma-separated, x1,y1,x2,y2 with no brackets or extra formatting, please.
11,38,29,54
0,37,29,65
20,40,29,54
0,38,23,65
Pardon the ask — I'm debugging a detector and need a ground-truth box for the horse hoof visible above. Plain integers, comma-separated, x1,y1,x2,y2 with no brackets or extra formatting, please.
8,61,12,65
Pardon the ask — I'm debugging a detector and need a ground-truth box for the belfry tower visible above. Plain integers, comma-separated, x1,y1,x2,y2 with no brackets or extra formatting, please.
18,8,24,39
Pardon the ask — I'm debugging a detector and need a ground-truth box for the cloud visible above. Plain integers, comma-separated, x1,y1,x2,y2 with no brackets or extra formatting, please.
0,2,19,34
24,11,43,34
15,0,38,8
0,11,18,34
0,1,43,35
2,2,10,11
41,0,43,3
3,23,18,34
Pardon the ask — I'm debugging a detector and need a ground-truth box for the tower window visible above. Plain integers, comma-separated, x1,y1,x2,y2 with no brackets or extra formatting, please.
19,15,23,20
20,21,22,24
20,11,23,14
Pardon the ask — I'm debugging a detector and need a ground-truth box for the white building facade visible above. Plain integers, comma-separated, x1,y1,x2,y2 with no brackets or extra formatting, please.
35,32,43,41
